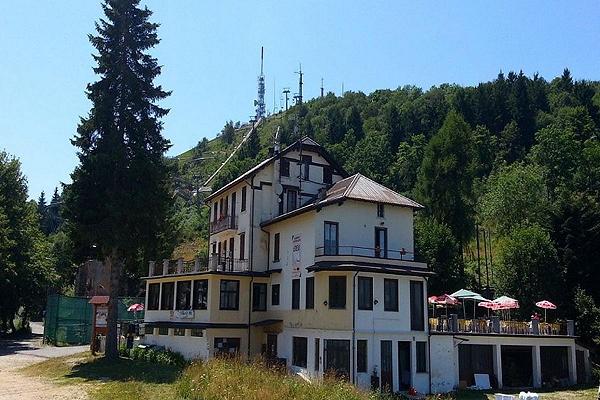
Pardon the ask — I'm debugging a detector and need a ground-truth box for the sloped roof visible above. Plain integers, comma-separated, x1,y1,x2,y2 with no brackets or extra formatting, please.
205,136,346,201
325,173,424,208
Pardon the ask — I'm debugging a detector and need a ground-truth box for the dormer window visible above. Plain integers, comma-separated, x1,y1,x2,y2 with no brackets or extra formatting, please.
377,203,385,218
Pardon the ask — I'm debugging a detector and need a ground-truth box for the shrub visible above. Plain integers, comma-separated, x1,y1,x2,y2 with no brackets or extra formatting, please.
128,345,187,368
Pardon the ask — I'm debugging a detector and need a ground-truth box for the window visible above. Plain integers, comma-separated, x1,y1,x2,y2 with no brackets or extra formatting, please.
160,282,174,310
176,281,192,310
292,279,300,309
292,336,308,368
190,328,203,337
416,342,427,372
314,338,320,371
323,165,332,184
271,284,280,305
214,337,241,356
213,202,218,221
241,186,247,212
145,325,154,335
324,221,339,255
286,189,297,212
174,328,185,336
273,233,280,261
410,281,425,331
147,283,160,310
223,195,228,216
220,280,240,310
219,198,223,217
301,155,312,179
239,232,246,260
377,203,385,218
358,277,373,310
375,227,388,258
328,276,346,309
193,279,208,310
158,327,168,335
305,277,314,309
252,283,267,311
281,158,290,177
357,340,368,373
384,279,399,311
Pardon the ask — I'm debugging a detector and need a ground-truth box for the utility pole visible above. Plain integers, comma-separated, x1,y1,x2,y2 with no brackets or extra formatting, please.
320,78,324,97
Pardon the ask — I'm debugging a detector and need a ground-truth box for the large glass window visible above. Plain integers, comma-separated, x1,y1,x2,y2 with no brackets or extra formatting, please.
384,279,398,312
220,280,240,310
305,277,314,309
375,227,388,258
176,280,192,310
239,232,246,260
324,221,339,255
160,282,174,310
410,281,425,331
271,284,280,305
357,277,373,310
328,276,346,309
252,283,267,311
286,189,297,212
193,279,208,310
147,283,160,310
357,340,368,373
292,279,300,310
292,336,308,368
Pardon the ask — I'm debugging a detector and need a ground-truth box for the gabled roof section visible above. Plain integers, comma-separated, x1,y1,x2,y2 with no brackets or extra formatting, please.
261,173,424,227
326,173,424,209
205,136,347,201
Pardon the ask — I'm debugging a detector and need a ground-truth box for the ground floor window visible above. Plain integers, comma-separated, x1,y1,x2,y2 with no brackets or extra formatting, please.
176,280,192,310
357,340,368,373
214,337,240,356
174,328,185,336
325,339,350,378
314,338,320,371
147,283,160,310
252,282,267,311
144,325,154,335
158,327,169,335
416,341,427,372
160,282,174,310
292,336,308,368
220,280,240,310
190,328,203,337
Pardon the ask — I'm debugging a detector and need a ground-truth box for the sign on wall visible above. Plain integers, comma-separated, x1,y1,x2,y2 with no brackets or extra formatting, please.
292,233,302,278
95,306,108,328
170,310,194,320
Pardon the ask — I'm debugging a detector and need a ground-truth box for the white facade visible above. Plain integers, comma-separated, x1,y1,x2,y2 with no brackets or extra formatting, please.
141,137,587,395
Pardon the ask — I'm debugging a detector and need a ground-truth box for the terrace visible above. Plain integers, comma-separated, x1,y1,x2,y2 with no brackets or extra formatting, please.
314,245,427,269
147,255,249,277
209,215,238,234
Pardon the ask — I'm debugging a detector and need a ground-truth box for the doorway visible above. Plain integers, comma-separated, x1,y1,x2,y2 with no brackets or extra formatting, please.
501,346,533,387
380,340,393,392
325,339,350,379
374,227,387,258
398,341,411,390
266,334,277,358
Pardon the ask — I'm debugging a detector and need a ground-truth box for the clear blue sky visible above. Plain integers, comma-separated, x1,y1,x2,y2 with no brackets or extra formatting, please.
1,1,600,199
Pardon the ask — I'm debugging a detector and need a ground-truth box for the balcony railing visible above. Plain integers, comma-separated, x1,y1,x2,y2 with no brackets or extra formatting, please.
429,315,573,336
210,215,238,234
148,255,249,277
315,245,418,261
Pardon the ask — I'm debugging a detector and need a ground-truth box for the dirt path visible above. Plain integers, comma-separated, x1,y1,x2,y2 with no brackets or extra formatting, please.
0,322,89,400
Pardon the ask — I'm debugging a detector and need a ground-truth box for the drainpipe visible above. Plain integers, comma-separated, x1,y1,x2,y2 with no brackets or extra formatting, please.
352,270,359,384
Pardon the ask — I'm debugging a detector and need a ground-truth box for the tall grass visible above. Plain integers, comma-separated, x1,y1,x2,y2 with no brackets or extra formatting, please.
177,357,391,400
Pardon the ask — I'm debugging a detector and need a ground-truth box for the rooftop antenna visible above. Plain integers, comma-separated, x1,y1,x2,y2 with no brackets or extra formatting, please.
341,82,344,97
320,78,324,97
283,87,291,111
294,63,303,105
255,46,266,119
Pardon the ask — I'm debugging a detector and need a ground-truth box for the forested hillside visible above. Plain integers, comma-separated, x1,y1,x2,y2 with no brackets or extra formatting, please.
173,69,600,349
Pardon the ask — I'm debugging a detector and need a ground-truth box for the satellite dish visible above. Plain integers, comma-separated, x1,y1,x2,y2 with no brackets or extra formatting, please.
274,183,284,196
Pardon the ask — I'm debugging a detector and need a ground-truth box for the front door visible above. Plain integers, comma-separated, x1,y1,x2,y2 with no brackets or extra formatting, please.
375,227,387,258
266,334,277,358
381,340,393,392
398,341,411,390
325,339,350,379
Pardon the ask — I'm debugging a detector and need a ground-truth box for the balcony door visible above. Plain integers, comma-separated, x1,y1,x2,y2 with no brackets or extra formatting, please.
324,222,339,256
380,340,393,392
228,237,235,270
231,192,236,219
398,341,411,390
375,227,387,258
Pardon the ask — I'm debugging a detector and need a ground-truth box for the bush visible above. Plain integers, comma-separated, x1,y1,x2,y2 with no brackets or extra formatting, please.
128,345,186,368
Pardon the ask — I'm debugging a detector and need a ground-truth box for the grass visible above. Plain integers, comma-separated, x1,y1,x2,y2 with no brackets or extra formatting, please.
22,352,598,400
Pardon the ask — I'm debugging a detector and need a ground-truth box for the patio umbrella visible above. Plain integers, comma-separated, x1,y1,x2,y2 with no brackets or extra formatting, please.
492,296,519,320
127,303,144,321
450,289,490,319
428,294,458,316
535,300,557,321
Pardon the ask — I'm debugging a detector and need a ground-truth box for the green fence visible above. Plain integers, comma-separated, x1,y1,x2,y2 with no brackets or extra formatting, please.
44,294,144,346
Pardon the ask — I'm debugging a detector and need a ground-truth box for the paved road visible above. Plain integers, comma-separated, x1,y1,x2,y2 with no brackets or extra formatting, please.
0,322,89,399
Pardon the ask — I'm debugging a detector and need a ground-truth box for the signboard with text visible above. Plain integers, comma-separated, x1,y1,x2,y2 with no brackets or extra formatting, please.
292,233,302,278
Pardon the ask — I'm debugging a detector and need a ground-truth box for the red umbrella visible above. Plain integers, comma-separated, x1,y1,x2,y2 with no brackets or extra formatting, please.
127,303,144,312
535,300,557,321
428,294,458,317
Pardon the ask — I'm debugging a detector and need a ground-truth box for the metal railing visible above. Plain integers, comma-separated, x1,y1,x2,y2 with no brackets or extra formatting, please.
210,215,238,234
428,316,572,336
315,245,418,261
208,254,249,272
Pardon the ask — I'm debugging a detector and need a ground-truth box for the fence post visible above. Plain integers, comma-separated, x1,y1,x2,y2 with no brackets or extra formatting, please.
450,314,458,332
162,259,169,275
177,258,183,274
492,316,500,333
148,261,155,277
567,320,575,336
194,257,200,272
531,318,540,335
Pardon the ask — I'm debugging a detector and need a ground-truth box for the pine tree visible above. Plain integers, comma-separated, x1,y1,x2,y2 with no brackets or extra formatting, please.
37,191,49,234
47,187,63,234
221,121,235,144
64,0,172,359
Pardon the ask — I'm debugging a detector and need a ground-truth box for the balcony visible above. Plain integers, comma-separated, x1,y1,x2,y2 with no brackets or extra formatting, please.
429,315,574,337
314,245,426,269
148,255,249,277
210,215,238,234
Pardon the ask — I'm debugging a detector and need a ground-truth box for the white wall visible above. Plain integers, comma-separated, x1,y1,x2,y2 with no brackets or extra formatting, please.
144,329,209,360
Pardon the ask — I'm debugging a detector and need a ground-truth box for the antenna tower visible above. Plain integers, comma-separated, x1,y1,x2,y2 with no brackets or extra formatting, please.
255,47,266,119
320,78,324,97
282,87,291,111
294,63,303,105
